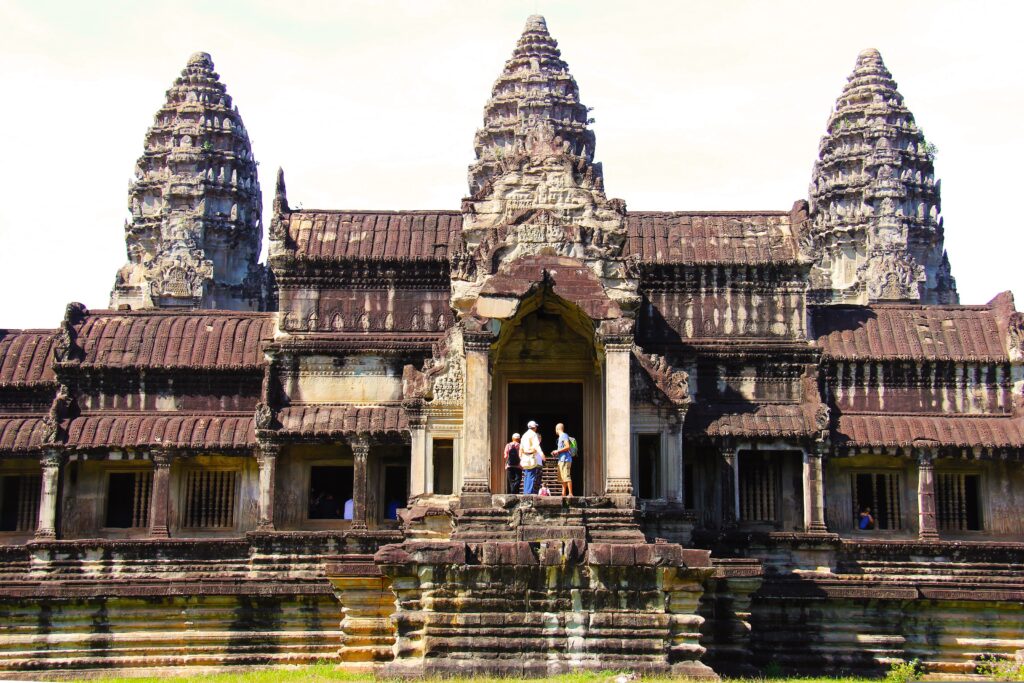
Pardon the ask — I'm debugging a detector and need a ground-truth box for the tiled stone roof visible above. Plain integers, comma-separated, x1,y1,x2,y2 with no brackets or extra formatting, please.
0,331,57,386
836,414,1024,448
688,403,812,438
64,413,256,450
0,417,47,452
812,304,1007,362
71,311,275,369
285,211,462,262
625,212,799,265
277,405,408,437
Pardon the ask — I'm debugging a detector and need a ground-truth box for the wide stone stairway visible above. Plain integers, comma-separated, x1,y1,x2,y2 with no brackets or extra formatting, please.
330,494,719,678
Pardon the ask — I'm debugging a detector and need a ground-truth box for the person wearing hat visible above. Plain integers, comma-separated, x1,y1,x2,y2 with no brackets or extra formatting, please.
519,420,545,494
503,432,522,494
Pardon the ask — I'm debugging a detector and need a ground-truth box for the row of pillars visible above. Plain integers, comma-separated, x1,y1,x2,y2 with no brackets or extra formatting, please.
718,446,941,539
32,436,377,540
457,334,634,497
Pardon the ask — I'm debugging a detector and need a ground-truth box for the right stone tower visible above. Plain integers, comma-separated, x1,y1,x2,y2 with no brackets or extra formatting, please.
805,48,957,304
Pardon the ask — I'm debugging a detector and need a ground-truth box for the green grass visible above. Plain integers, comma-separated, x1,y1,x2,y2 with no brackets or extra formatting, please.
78,665,885,683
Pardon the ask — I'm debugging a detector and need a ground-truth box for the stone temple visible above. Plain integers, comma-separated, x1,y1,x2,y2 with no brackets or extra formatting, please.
0,16,1021,678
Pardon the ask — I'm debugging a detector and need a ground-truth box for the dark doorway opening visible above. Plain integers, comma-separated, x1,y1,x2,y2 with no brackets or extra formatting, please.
506,382,584,494
308,466,353,520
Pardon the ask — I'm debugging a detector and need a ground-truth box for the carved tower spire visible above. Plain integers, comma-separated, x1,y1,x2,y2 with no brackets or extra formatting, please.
111,52,267,311
806,49,957,304
468,15,598,196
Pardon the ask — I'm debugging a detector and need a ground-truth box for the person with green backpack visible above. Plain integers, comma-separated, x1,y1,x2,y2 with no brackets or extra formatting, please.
552,422,578,497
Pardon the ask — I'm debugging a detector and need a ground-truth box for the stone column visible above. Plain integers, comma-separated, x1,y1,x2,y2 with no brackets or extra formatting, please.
255,442,279,531
351,435,370,530
917,451,939,541
460,332,492,495
35,450,64,539
603,340,634,497
720,443,738,528
802,445,828,533
407,409,427,499
149,449,172,538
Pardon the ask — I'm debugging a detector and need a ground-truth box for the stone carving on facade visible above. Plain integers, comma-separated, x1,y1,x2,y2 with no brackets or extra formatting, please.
41,385,72,445
401,327,466,408
860,248,926,301
110,51,267,311
53,302,87,363
254,402,276,431
632,349,690,408
804,48,957,305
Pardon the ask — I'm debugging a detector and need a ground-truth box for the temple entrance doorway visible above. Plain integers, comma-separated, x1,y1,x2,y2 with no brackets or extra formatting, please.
487,287,603,495
506,382,584,494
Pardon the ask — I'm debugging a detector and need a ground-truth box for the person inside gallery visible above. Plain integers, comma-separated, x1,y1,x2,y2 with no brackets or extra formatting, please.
520,420,544,494
504,432,522,493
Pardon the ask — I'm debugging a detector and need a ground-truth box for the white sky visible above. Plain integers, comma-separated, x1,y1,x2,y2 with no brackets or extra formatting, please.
1,0,1022,329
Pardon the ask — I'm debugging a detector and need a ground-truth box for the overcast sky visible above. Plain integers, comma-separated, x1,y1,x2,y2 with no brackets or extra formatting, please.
1,0,1022,328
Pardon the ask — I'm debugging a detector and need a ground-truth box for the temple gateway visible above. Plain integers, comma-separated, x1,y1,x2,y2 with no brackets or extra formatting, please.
0,16,1021,678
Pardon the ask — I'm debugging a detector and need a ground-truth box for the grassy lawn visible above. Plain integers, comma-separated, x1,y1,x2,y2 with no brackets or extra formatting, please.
77,664,888,683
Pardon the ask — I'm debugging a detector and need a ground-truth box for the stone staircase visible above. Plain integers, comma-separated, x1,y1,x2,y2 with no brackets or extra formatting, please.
450,494,646,544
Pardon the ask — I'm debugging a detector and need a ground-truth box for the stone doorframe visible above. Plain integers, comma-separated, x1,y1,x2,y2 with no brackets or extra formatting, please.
489,366,603,495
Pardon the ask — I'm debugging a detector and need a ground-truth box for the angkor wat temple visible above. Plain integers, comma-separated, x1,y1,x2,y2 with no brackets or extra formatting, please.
0,15,1021,678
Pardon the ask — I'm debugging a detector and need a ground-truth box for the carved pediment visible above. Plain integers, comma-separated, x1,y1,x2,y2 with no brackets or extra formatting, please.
632,349,689,407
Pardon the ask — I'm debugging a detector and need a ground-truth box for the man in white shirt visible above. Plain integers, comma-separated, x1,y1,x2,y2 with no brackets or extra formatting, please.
520,420,544,494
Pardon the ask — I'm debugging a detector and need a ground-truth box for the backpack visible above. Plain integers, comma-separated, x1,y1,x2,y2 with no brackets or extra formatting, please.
568,436,578,458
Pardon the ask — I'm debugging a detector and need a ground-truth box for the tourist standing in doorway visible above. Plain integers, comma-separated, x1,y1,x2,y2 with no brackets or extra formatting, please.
503,432,522,494
552,423,576,497
520,420,544,494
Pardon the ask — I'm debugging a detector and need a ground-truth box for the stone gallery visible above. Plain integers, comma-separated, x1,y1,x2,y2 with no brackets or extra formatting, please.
0,14,1021,678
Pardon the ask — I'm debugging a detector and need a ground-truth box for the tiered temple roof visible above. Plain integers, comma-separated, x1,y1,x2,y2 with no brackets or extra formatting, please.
111,52,266,311
468,15,597,195
807,49,956,305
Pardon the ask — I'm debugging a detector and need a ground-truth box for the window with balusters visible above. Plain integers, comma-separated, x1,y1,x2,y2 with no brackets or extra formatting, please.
182,469,239,529
936,472,983,532
105,471,152,529
0,474,40,533
739,452,779,523
852,472,902,530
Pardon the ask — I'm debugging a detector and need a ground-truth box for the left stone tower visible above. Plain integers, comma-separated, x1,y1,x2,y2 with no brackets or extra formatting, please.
110,52,268,311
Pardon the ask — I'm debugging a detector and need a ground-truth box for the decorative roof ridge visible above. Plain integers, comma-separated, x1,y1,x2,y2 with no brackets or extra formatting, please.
627,210,790,217
811,302,993,312
71,410,256,417
0,328,59,335
79,309,275,318
282,401,404,407
837,410,1016,418
62,362,266,370
287,208,461,216
286,254,451,264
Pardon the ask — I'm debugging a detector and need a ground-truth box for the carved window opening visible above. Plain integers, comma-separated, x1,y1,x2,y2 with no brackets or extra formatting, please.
852,472,902,530
739,452,779,523
105,471,152,529
432,439,454,495
382,464,409,521
0,474,40,533
308,465,353,520
936,472,982,532
637,434,661,500
182,469,238,529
